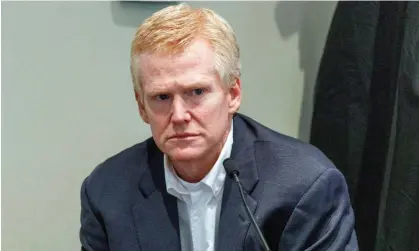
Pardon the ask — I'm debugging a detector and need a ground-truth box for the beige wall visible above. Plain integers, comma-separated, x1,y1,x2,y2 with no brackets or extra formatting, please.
1,1,337,250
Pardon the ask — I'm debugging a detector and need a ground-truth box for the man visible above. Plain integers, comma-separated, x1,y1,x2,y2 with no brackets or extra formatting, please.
79,3,358,251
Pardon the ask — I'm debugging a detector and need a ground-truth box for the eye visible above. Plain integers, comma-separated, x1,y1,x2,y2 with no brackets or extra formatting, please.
156,94,170,101
192,88,205,96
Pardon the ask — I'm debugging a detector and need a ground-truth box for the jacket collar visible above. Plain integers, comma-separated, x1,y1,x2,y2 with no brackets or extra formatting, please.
137,113,259,196
134,113,260,251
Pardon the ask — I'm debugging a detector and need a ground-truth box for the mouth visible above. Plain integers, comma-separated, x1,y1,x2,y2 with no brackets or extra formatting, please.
168,133,200,140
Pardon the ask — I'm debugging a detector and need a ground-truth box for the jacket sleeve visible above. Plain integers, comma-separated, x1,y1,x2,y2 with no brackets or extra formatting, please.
279,168,359,251
79,177,110,251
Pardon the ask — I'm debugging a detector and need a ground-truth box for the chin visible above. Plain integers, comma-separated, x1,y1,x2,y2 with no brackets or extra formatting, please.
166,148,205,162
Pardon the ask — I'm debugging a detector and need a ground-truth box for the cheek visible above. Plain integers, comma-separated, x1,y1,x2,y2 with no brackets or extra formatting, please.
194,96,230,126
209,94,230,117
148,116,169,138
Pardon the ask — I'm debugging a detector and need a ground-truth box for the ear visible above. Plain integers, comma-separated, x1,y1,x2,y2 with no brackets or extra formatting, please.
228,77,242,114
135,90,150,124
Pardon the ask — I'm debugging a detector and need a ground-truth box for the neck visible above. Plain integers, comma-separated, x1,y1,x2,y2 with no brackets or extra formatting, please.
171,151,220,183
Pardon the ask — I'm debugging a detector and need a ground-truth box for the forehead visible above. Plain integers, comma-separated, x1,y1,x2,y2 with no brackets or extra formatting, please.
137,39,217,86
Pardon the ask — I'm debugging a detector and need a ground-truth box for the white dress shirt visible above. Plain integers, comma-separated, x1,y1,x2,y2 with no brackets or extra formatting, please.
163,122,234,251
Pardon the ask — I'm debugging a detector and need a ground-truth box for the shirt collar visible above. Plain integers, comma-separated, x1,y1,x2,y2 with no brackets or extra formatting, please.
164,121,234,199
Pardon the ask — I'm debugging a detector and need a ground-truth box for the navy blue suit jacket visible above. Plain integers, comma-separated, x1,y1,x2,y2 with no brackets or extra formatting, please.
80,113,359,251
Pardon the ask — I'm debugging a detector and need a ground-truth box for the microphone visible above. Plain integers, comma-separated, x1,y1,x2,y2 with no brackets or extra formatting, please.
223,158,272,251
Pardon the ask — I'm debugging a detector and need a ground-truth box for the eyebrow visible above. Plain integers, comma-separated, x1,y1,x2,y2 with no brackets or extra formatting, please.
146,81,211,96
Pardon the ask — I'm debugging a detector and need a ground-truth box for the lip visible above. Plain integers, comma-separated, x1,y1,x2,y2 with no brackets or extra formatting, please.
168,133,199,140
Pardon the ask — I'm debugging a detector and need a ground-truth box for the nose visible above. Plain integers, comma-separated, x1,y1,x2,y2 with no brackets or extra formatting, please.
171,96,191,124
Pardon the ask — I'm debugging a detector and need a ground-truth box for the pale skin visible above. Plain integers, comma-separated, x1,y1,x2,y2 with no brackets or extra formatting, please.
134,38,242,183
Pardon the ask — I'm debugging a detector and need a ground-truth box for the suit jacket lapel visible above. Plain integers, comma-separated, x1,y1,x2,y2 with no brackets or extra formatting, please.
217,115,260,251
132,140,181,251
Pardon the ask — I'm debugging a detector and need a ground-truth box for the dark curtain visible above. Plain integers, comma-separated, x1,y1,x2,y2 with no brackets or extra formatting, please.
310,2,419,251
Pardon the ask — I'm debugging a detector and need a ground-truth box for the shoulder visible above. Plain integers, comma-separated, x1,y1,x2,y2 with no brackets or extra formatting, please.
257,127,336,182
81,138,154,198
236,113,334,174
236,114,343,200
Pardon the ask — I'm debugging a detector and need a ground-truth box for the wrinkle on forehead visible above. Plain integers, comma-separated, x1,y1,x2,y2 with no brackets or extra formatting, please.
137,39,215,74
137,39,218,88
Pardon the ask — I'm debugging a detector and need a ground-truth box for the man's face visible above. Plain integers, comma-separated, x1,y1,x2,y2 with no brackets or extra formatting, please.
135,39,241,162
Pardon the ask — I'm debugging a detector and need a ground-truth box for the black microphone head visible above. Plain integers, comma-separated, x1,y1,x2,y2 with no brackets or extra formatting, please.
223,158,240,178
